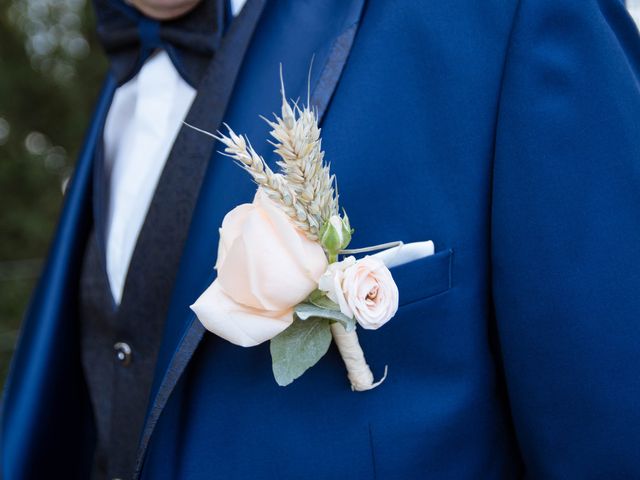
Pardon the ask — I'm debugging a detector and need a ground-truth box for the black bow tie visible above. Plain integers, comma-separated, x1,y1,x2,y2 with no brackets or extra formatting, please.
93,0,229,86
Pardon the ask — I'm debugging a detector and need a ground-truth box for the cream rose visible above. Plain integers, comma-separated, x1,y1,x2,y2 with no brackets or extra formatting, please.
319,256,399,330
318,256,356,317
191,189,328,347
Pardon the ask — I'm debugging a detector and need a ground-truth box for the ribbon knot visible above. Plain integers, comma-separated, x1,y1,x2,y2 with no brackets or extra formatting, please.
138,17,162,52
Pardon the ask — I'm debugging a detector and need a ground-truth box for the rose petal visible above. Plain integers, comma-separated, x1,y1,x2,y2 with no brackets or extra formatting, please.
254,190,327,282
215,203,254,269
217,191,327,311
191,280,293,347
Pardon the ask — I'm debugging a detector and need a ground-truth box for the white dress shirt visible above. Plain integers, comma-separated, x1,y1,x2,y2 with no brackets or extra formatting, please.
102,0,248,304
103,50,196,304
628,0,640,28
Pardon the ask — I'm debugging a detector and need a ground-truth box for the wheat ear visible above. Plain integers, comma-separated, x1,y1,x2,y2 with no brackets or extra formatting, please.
262,65,339,231
213,124,319,240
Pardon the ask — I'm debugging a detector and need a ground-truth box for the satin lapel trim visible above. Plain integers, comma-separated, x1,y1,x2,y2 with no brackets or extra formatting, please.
310,0,366,120
134,0,366,475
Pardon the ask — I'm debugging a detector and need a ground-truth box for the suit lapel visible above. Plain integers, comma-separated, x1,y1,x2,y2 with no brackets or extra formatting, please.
135,0,366,474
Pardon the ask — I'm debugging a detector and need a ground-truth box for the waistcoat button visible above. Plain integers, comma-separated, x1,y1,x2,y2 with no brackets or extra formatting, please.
113,342,132,366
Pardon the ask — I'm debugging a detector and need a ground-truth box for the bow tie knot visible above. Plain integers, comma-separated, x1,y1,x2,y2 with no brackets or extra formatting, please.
137,17,162,51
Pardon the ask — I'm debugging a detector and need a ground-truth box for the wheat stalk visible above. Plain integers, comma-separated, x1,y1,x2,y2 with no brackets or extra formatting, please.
184,66,339,242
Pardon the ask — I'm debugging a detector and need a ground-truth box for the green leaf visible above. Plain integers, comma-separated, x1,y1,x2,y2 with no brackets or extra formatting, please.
270,318,332,386
294,302,356,332
307,289,336,308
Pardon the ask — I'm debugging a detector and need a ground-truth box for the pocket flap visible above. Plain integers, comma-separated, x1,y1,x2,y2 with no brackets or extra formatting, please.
389,249,453,306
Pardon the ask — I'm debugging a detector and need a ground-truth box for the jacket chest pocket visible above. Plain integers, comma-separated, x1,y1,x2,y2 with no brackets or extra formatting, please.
390,248,454,307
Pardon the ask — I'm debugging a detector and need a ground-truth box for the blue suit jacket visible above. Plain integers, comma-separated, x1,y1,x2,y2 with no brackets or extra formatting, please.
3,0,640,478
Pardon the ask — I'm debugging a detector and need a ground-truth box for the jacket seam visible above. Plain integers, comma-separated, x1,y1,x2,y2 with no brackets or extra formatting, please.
488,0,525,274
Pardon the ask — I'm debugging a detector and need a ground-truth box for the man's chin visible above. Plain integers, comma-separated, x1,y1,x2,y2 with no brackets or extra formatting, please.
126,0,202,20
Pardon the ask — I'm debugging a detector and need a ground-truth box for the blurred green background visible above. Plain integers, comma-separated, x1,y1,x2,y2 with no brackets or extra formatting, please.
0,0,107,386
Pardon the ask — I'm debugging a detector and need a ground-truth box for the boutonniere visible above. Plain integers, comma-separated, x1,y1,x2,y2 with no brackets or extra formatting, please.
188,69,429,391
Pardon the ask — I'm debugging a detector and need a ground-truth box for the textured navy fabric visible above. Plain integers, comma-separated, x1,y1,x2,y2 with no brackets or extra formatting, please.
3,0,640,478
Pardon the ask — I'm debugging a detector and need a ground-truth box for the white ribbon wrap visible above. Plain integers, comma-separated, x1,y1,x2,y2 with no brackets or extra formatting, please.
332,240,435,391
331,322,388,391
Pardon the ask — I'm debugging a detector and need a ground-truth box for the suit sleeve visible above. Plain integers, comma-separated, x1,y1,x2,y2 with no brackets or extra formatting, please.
491,0,640,477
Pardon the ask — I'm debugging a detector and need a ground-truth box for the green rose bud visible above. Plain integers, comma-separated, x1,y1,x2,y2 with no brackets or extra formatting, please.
320,214,352,260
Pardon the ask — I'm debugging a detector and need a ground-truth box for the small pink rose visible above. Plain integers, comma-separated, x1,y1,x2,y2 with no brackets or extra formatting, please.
319,256,399,330
191,189,328,347
344,257,399,329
